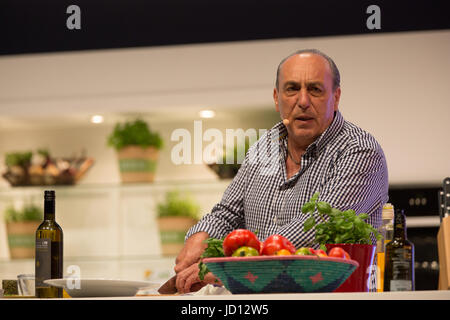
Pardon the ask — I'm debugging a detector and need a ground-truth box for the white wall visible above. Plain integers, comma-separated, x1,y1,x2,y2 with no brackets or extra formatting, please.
1,30,449,264
1,30,449,184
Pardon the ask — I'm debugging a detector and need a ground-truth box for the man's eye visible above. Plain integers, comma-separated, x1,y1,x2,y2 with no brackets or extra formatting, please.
286,86,298,93
309,86,323,95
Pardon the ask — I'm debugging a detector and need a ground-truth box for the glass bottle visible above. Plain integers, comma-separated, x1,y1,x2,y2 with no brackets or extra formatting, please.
35,190,63,298
383,209,415,291
376,203,394,292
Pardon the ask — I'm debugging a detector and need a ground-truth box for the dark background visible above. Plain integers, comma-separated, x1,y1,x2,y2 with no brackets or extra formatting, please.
1,0,449,56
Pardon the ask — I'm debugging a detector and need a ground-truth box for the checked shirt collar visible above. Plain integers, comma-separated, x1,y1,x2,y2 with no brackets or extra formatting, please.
275,111,345,185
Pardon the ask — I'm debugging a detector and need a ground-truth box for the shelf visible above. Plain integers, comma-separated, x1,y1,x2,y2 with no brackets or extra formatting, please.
0,179,233,196
0,179,231,263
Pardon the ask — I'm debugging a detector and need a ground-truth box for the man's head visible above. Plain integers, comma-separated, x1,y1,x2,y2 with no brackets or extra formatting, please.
275,49,341,91
273,49,341,149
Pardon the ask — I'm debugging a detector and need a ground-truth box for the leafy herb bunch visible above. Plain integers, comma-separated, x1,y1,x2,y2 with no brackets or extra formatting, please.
4,204,43,222
107,119,163,150
198,238,224,281
302,192,382,248
156,190,200,219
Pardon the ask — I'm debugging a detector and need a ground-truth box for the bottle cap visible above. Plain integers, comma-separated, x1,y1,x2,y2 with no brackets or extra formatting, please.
382,203,394,219
394,209,406,224
44,190,55,201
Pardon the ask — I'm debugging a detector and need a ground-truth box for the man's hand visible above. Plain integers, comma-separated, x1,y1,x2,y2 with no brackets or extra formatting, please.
174,231,209,274
175,262,222,293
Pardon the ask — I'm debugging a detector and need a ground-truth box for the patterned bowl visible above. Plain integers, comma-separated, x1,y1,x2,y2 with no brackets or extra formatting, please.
203,255,359,294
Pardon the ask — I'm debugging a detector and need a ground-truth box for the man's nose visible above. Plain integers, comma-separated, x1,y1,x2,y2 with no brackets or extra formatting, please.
296,88,310,109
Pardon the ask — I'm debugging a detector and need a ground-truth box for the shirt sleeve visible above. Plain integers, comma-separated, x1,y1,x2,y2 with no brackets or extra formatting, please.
277,143,389,248
184,156,248,241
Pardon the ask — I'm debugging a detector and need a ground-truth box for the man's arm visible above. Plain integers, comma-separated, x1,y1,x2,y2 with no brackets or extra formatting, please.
184,153,250,241
174,231,209,274
173,152,250,292
279,144,389,248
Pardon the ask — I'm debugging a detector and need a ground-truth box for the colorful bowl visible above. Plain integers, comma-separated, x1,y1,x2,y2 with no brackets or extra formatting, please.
203,255,359,294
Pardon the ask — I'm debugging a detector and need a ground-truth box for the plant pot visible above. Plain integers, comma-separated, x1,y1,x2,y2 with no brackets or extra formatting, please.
157,217,197,256
6,221,41,259
325,243,376,292
117,146,159,183
207,163,240,179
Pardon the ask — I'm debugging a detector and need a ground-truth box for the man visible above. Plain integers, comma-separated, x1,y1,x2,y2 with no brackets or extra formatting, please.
174,49,388,293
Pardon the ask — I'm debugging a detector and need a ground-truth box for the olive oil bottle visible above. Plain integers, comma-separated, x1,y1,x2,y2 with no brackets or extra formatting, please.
35,190,63,298
376,203,394,292
383,209,415,291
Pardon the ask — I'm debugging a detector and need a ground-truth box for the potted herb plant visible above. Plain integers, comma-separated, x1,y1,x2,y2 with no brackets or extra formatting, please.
2,151,33,186
207,138,254,179
156,190,200,256
4,204,43,259
302,192,383,292
107,119,163,183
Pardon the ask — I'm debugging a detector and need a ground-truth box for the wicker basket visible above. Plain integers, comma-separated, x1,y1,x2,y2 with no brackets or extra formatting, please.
203,255,358,294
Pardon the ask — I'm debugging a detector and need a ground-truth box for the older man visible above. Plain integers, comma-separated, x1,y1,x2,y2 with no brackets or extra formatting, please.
174,49,388,293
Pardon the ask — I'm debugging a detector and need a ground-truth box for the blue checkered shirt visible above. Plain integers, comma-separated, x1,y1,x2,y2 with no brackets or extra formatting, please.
186,111,389,248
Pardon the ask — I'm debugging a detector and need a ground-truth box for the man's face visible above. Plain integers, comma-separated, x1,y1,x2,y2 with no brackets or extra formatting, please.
274,53,341,147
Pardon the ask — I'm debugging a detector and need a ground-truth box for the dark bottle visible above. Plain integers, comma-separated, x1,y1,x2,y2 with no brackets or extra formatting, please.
383,209,415,291
35,190,63,298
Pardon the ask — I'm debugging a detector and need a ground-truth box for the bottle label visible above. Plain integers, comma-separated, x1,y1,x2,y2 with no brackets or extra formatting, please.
390,280,412,291
35,238,51,288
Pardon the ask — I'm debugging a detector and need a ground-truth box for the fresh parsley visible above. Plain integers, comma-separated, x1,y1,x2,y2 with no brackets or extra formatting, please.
198,238,225,280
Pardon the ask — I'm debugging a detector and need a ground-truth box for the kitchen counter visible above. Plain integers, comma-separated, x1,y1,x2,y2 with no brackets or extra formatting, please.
128,290,450,300
8,290,448,300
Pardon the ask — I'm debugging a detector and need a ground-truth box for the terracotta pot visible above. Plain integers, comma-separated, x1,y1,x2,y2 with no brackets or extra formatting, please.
325,243,377,292
117,146,159,183
157,216,198,256
6,221,41,259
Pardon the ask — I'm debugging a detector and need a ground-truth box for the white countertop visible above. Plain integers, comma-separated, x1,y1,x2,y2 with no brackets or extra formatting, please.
60,290,450,300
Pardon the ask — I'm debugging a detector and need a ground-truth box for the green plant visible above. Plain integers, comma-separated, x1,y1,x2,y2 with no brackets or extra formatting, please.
302,192,382,250
4,204,43,222
156,190,200,219
5,151,33,167
107,119,163,150
198,237,225,280
221,136,255,166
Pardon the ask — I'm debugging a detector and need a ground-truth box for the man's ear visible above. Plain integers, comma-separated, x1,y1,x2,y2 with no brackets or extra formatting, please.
273,88,279,112
333,87,341,111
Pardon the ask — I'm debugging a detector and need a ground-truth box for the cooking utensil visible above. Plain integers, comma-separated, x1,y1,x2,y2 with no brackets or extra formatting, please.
157,275,178,294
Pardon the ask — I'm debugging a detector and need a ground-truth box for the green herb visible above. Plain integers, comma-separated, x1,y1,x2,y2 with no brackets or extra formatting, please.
302,192,383,249
107,119,163,150
4,204,43,222
198,238,224,280
156,190,200,219
209,136,258,179
5,151,32,167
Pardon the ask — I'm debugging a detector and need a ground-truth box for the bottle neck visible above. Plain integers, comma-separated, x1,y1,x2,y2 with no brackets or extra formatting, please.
44,199,55,221
393,209,407,240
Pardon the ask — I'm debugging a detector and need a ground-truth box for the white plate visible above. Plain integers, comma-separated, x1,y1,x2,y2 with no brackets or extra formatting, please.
44,279,159,298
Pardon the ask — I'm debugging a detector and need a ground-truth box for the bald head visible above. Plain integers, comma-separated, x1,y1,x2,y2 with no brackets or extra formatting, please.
275,49,341,91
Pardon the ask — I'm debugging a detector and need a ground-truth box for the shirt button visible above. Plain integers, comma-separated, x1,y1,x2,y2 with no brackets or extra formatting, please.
273,217,277,224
